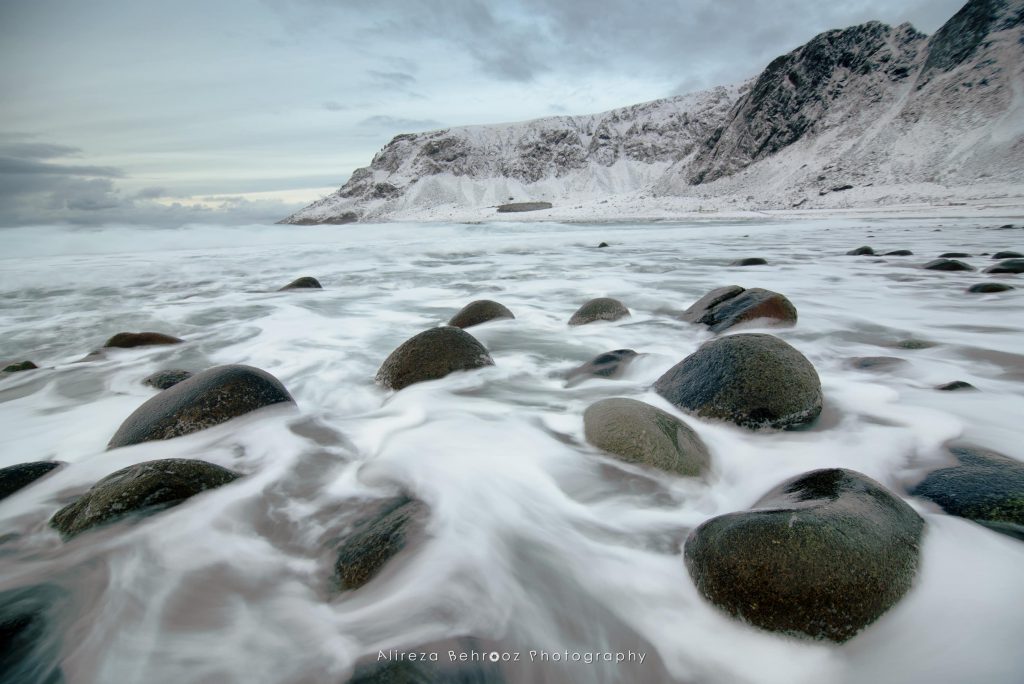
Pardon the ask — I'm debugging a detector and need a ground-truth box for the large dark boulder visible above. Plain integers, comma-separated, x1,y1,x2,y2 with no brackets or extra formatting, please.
103,332,184,348
923,259,974,272
654,334,822,430
846,246,874,255
992,251,1022,259
985,258,1024,274
884,250,913,256
334,497,429,591
583,398,710,477
565,349,638,386
447,300,514,329
730,257,767,266
685,468,924,642
108,365,295,449
278,276,322,291
376,327,494,390
50,458,241,539
910,445,1024,540
141,369,193,390
568,298,630,326
0,462,63,502
967,282,1014,293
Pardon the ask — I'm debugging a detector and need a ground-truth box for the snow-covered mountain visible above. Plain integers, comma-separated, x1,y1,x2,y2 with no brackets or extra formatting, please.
284,0,1024,224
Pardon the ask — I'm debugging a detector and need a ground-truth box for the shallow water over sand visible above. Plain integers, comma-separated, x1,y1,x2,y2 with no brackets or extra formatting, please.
1,218,1023,684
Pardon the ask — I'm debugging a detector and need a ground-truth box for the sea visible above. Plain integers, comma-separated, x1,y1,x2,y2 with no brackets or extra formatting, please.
0,217,1022,683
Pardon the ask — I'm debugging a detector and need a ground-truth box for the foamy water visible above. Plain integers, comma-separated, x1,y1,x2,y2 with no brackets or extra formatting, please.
1,218,1022,684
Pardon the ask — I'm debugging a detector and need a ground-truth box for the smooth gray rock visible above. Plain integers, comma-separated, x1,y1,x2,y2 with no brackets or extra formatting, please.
447,300,514,329
584,398,710,476
375,327,494,390
568,298,630,326
654,333,822,430
685,468,924,642
108,365,295,448
496,201,552,213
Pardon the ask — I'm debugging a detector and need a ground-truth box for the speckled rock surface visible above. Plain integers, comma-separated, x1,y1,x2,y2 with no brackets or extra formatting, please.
141,369,194,390
448,300,515,329
334,497,429,590
654,333,822,430
568,298,631,326
0,462,62,501
50,458,241,538
685,468,924,642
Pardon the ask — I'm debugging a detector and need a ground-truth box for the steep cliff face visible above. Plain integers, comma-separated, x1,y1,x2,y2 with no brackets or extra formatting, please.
684,22,928,185
283,0,1024,224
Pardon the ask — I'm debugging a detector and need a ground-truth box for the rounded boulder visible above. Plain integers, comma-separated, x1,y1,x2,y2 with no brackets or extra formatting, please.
278,276,322,290
583,398,710,477
653,333,822,430
142,369,194,390
985,258,1024,274
375,326,494,390
50,458,241,538
568,298,630,326
108,364,295,448
685,468,924,642
0,462,63,501
103,332,184,348
447,299,515,329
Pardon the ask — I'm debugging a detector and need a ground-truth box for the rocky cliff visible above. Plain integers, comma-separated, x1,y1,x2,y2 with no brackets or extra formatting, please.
283,0,1024,224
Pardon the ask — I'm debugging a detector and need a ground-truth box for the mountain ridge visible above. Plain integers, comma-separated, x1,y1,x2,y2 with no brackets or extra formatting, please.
283,0,1024,224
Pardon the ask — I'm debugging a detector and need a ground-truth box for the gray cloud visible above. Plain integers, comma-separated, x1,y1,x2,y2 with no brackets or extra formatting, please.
0,155,123,178
367,70,417,87
359,115,443,131
0,142,82,160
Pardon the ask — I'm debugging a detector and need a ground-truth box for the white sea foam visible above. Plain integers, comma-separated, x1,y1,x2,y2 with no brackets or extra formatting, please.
0,217,1022,683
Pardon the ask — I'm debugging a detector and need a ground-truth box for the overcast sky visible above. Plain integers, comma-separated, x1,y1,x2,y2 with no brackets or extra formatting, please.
0,0,967,226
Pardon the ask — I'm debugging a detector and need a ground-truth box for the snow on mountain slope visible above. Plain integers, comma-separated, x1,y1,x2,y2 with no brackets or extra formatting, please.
283,0,1024,224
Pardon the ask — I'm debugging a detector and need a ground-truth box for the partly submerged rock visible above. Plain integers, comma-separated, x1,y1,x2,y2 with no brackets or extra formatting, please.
0,584,67,684
992,251,1022,259
108,365,295,449
849,356,909,371
375,327,494,390
939,252,971,258
568,298,631,326
923,258,974,272
447,300,514,329
141,369,194,390
50,458,241,538
0,462,63,501
935,380,977,391
103,332,184,348
985,258,1024,274
685,468,924,642
334,497,429,591
278,276,322,290
2,361,38,374
653,333,822,430
909,445,1024,540
583,398,710,476
846,246,874,255
729,257,767,266
967,282,1014,293
565,349,638,386
883,249,913,256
